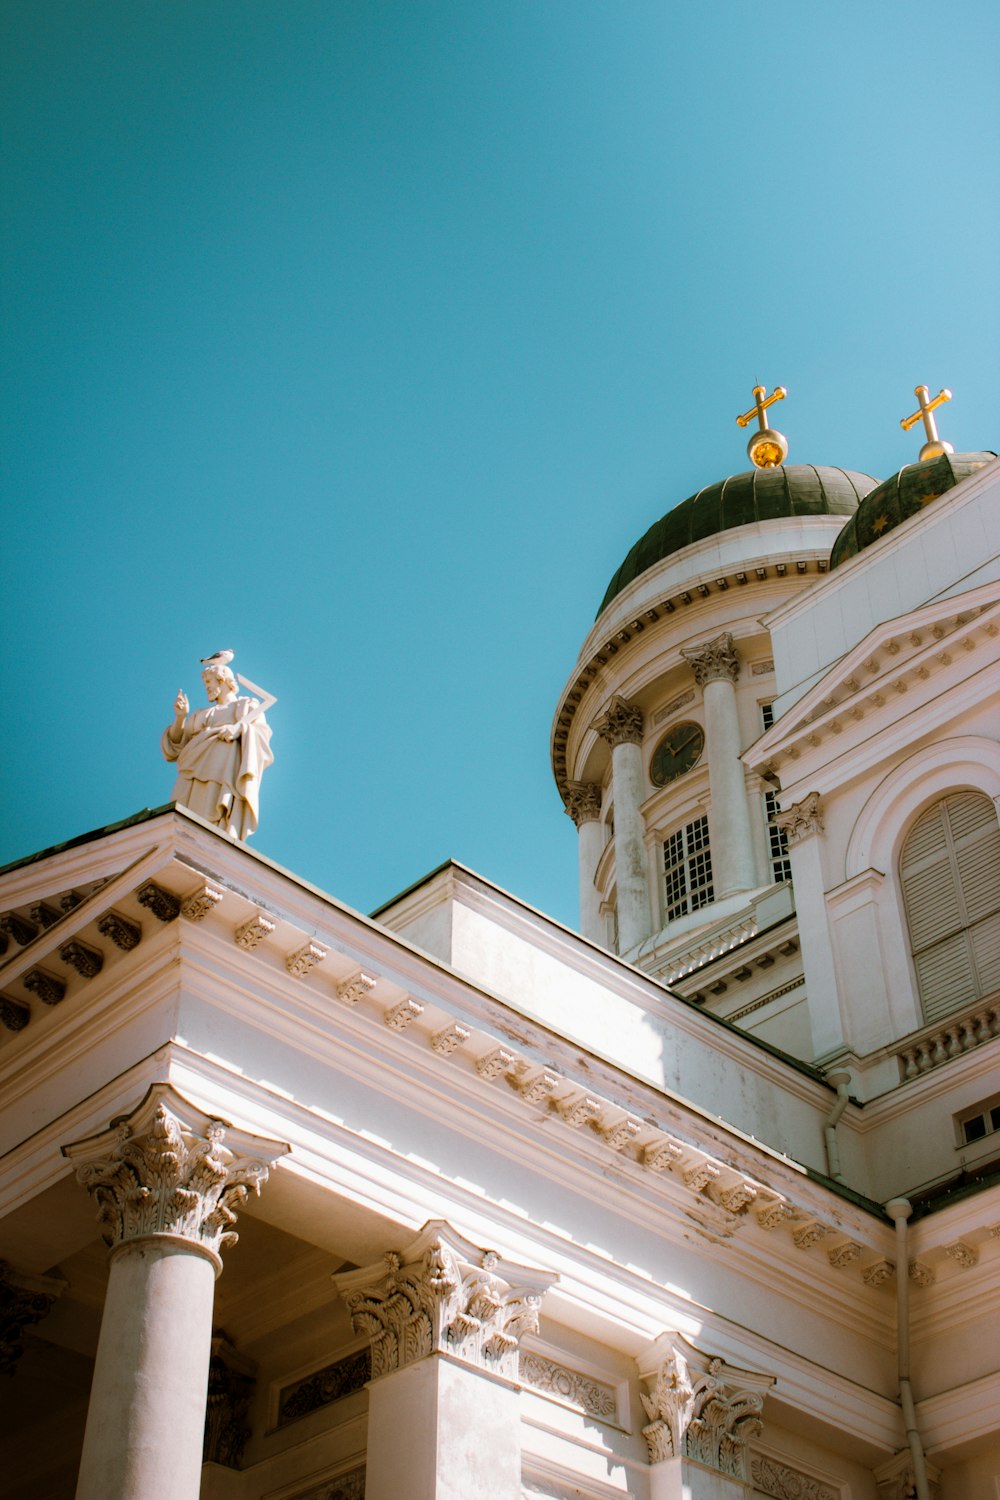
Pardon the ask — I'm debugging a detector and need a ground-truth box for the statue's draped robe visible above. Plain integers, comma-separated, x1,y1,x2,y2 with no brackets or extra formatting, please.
162,697,273,839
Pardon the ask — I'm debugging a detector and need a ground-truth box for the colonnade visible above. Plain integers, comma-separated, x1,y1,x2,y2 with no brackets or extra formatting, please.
567,632,761,952
56,1085,778,1500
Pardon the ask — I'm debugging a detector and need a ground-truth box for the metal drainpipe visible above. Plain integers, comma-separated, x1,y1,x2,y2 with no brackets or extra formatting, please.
885,1198,931,1500
822,1069,852,1180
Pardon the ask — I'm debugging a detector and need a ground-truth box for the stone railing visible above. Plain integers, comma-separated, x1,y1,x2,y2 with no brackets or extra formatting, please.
897,1000,1000,1080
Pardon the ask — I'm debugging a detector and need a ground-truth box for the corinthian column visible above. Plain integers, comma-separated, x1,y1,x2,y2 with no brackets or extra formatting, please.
336,1221,556,1500
680,634,757,900
63,1085,288,1500
592,696,650,954
564,781,604,944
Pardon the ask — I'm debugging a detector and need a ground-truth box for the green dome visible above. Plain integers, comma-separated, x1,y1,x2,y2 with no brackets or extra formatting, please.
830,452,997,569
598,465,878,616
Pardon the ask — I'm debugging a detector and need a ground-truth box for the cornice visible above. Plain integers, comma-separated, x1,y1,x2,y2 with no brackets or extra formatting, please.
747,584,1000,781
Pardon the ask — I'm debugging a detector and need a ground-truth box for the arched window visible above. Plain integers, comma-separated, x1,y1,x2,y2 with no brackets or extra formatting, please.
900,791,1000,1023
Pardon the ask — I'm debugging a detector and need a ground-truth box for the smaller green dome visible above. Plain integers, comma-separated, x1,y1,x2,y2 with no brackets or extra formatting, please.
830,452,996,568
598,465,878,617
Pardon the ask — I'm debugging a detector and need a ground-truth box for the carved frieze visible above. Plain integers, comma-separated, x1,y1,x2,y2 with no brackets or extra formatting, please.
98,910,141,950
0,1262,64,1376
592,695,644,749
23,968,66,1006
59,939,104,979
203,1334,256,1469
278,1348,371,1427
750,1452,839,1500
335,1222,556,1382
681,631,741,687
137,881,181,922
520,1349,618,1423
182,883,225,922
639,1338,774,1478
234,912,275,951
288,1467,366,1500
62,1084,287,1265
773,792,824,846
563,781,603,827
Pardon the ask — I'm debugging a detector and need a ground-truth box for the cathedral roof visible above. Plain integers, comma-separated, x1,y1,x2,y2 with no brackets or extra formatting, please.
829,452,997,568
598,465,878,616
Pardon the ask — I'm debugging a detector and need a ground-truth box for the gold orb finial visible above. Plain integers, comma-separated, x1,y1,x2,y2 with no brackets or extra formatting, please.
736,383,788,468
900,384,953,461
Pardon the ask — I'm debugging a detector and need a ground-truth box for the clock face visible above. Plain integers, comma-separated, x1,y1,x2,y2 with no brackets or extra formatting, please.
650,721,705,788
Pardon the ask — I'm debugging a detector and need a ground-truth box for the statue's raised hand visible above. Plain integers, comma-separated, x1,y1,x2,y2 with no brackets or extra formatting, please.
174,689,189,721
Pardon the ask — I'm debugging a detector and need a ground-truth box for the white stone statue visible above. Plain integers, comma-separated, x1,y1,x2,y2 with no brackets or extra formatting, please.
162,653,274,840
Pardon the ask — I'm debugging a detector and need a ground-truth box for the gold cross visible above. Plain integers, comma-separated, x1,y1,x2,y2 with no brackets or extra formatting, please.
736,384,788,468
900,385,953,461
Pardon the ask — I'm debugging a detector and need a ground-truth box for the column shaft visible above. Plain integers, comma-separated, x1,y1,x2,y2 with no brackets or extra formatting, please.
611,739,651,952
75,1241,216,1500
365,1356,522,1500
702,676,757,899
578,816,604,944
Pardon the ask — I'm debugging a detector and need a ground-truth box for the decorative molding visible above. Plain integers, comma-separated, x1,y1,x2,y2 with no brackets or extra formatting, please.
908,1260,936,1288
286,942,327,978
0,1262,65,1376
727,977,806,1024
519,1350,618,1424
284,1465,366,1500
683,1159,720,1193
791,1220,827,1251
476,1046,517,1080
0,912,38,946
755,1198,792,1230
638,1336,774,1477
60,890,82,911
62,1084,287,1266
653,689,696,726
336,971,376,1006
277,1348,370,1427
234,912,276,951
335,1221,556,1382
773,792,824,846
944,1241,979,1269
137,880,181,923
557,1094,602,1128
0,996,29,1032
514,1066,561,1106
681,631,741,687
862,1259,895,1289
203,1333,256,1469
592,695,644,749
430,1021,471,1055
182,883,225,922
716,1180,757,1213
384,997,423,1031
827,1241,862,1269
873,1449,941,1499
750,1452,838,1499
602,1116,641,1151
23,968,66,1006
58,938,104,979
750,660,775,677
28,901,60,929
98,910,141,951
644,1138,683,1173
563,781,603,827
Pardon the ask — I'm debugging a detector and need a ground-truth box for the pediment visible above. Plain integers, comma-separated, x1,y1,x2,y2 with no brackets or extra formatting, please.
749,579,1000,772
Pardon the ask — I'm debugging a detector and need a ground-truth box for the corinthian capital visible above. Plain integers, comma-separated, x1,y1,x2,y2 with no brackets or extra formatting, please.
563,781,603,827
62,1085,289,1268
334,1221,556,1381
638,1334,774,1479
681,631,741,687
592,695,644,749
773,791,824,845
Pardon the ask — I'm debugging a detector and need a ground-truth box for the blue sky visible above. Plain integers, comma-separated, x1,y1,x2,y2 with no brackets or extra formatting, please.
3,2,998,928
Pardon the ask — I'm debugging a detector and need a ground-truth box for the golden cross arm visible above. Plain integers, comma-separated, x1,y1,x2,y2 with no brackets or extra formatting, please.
901,385,952,436
736,385,787,431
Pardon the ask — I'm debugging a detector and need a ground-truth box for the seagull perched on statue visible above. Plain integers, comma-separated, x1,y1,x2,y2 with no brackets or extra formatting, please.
200,649,235,666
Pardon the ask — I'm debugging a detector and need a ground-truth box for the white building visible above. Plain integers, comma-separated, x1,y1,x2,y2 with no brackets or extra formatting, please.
1,415,998,1500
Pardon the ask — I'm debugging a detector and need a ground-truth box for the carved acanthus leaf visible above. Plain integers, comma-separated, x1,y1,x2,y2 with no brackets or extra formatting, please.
638,1340,774,1478
335,1222,555,1381
62,1085,287,1264
563,781,603,827
773,792,824,846
681,631,741,687
592,695,644,749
